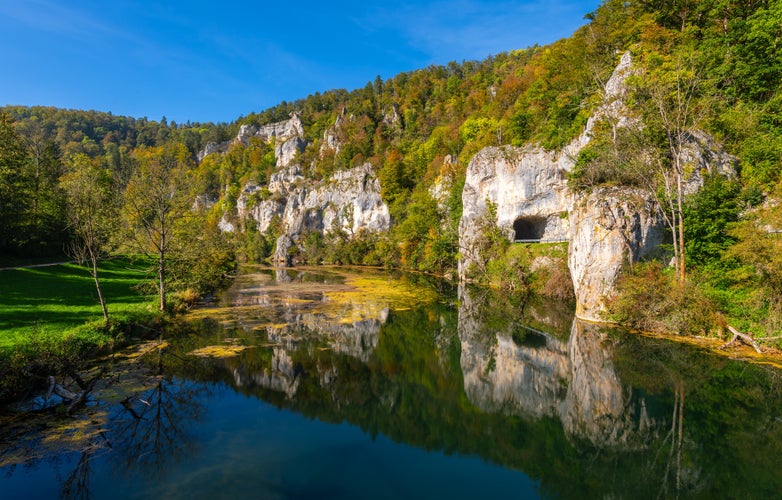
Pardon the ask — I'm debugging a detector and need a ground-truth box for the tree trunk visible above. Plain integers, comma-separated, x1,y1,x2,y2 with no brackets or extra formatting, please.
722,325,763,353
159,236,166,312
677,170,686,287
91,254,109,325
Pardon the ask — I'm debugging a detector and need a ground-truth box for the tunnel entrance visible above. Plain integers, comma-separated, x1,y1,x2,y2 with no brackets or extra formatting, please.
513,216,547,241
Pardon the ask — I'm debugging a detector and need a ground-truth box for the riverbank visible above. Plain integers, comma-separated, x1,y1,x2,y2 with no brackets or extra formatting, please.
0,257,162,402
617,326,782,369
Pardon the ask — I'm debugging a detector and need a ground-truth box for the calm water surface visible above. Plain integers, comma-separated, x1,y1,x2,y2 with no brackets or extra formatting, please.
2,266,781,499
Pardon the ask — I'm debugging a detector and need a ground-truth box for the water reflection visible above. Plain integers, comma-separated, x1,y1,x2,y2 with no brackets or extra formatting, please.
108,352,206,480
459,284,659,447
211,267,389,362
2,267,781,499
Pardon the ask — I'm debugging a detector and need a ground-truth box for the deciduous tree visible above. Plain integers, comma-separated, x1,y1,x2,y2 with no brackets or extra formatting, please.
123,144,191,311
633,48,709,286
61,154,116,324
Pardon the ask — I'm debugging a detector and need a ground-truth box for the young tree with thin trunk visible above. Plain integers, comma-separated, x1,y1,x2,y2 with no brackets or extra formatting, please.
123,144,191,312
61,154,116,325
634,49,708,287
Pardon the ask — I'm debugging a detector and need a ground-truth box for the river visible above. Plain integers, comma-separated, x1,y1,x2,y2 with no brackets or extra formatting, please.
1,266,781,499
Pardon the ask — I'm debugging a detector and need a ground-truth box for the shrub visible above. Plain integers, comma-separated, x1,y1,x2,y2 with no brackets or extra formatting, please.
608,261,723,336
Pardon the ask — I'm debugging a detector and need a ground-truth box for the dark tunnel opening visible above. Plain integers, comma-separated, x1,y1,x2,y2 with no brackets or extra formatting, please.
513,216,547,241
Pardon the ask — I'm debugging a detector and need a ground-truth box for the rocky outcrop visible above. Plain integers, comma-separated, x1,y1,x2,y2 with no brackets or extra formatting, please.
458,50,737,322
320,108,347,156
202,109,390,265
381,104,401,129
457,53,638,281
275,136,307,168
458,145,573,278
197,113,307,166
236,113,305,144
568,188,664,321
679,130,738,194
238,163,391,266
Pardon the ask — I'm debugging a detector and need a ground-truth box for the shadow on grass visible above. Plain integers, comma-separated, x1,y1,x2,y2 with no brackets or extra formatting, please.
0,257,156,345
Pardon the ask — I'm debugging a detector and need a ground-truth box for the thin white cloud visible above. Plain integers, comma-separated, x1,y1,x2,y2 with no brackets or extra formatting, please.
0,0,121,39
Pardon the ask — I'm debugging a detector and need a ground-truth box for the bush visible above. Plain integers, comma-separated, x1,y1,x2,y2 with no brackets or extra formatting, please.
607,261,723,336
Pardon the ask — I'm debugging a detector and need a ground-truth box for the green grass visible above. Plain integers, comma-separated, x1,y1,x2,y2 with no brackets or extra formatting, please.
0,257,157,348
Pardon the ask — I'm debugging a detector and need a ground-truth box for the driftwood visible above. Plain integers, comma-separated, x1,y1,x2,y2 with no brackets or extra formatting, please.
45,370,102,414
721,325,763,354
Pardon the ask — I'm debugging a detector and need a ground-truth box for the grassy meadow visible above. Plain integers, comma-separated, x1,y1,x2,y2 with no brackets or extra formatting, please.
0,257,156,349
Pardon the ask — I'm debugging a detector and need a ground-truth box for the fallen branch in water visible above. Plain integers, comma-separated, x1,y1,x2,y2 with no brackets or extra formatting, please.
45,370,103,414
721,326,762,354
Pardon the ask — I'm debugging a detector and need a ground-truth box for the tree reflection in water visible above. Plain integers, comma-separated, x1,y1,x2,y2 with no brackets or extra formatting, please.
0,343,207,499
106,349,206,480
2,268,782,499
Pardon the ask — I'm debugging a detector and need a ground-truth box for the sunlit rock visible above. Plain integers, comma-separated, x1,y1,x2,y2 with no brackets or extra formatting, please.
197,113,306,163
458,51,736,322
457,53,637,281
568,188,664,321
458,145,573,279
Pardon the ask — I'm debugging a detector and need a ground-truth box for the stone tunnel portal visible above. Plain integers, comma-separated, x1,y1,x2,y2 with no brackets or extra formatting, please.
513,216,547,241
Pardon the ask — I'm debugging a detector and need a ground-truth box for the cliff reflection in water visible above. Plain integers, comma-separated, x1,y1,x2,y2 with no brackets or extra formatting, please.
185,269,782,498
459,286,655,448
6,268,778,498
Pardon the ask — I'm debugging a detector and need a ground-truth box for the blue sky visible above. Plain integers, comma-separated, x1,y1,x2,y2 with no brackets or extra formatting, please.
0,1,601,124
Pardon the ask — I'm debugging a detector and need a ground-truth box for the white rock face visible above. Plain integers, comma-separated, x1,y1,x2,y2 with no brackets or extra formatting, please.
679,130,738,194
197,113,307,166
202,111,389,267
275,136,307,167
381,104,401,129
457,50,736,321
218,214,235,233
236,113,305,144
458,53,637,283
237,163,391,266
196,142,223,162
568,188,664,321
320,107,346,156
458,145,574,278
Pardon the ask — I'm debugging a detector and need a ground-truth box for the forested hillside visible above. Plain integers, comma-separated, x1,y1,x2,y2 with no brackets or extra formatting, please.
1,0,780,337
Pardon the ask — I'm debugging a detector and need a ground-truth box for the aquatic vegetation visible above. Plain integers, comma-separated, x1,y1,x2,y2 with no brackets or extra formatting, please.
188,345,249,358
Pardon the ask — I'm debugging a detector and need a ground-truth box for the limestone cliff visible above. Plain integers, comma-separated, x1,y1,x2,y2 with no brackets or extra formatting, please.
200,112,391,266
458,145,573,279
197,112,307,167
458,51,736,321
457,53,637,283
568,188,664,321
238,162,390,266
